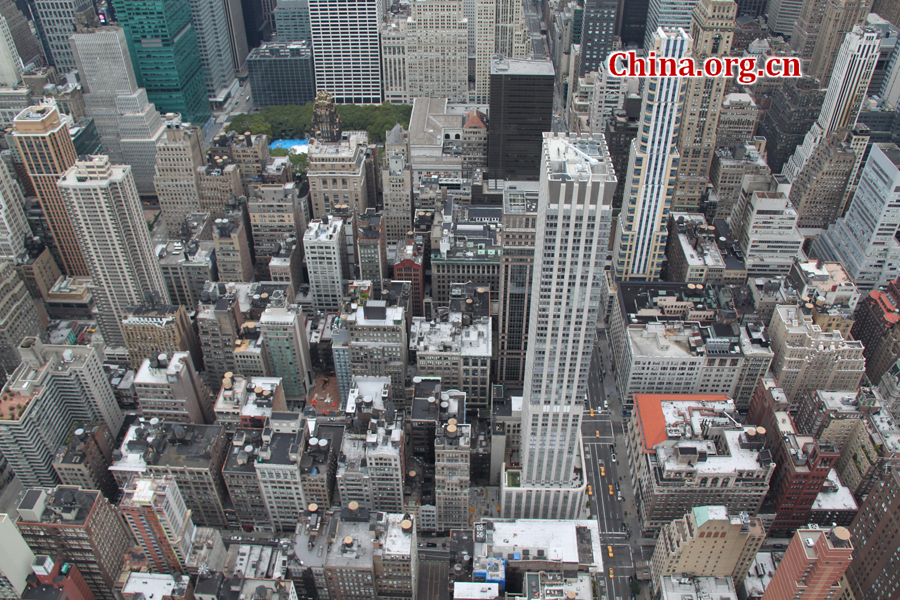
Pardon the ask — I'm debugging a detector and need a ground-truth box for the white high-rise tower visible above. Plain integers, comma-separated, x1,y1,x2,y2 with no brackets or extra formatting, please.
57,156,170,348
783,25,880,181
613,28,692,281
501,132,616,519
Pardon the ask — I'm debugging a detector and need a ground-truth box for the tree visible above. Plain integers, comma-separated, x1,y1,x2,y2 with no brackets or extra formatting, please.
630,580,640,595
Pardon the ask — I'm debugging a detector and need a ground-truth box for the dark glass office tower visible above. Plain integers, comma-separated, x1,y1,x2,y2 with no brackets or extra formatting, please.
487,55,554,181
114,0,211,125
618,0,649,46
579,0,619,75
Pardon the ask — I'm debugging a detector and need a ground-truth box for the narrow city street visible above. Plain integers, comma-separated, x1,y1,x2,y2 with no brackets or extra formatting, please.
583,327,653,599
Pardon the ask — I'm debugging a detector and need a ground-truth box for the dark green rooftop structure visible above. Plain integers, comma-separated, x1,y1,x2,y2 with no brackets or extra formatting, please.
113,0,211,126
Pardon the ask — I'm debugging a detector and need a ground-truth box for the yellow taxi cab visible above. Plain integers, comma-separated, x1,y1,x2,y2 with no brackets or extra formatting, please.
587,485,593,496
608,546,614,557
590,408,595,417
600,466,605,477
609,568,614,579
595,430,600,437
608,485,614,495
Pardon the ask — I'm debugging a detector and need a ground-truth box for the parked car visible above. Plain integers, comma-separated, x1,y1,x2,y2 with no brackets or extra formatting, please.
426,542,437,547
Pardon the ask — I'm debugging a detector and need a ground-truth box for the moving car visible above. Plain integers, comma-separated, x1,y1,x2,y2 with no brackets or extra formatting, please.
609,568,614,578
608,546,614,557
609,485,614,495
587,485,593,496
600,466,605,477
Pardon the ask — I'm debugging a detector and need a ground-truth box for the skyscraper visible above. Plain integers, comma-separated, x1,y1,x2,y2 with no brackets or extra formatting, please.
0,261,43,383
846,467,900,600
69,26,166,196
11,105,88,277
0,339,124,487
187,0,237,103
758,76,826,174
811,143,900,290
16,486,133,600
303,216,346,312
498,182,538,383
474,0,525,103
119,475,194,574
767,0,804,36
0,513,34,600
644,0,701,52
808,0,872,86
154,121,206,233
259,304,312,405
274,0,311,43
0,16,23,86
672,0,736,212
487,55,554,181
0,159,28,260
57,156,170,348
0,0,41,67
29,0,97,73
783,25,880,182
307,0,382,103
579,0,619,76
115,0,211,125
501,132,616,519
614,28,691,281
761,527,853,600
406,0,469,102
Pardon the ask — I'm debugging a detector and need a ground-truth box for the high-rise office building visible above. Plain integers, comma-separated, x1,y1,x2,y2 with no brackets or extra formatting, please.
134,352,211,424
303,216,346,312
119,475,195,574
212,209,254,283
0,339,124,487
115,0,211,125
579,0,619,76
644,0,702,52
487,55,554,181
614,28,691,282
69,26,166,196
187,0,237,104
121,304,200,370
435,422,472,530
728,184,804,278
57,155,170,348
381,125,412,246
246,41,315,107
627,395,775,531
0,513,35,600
51,423,118,502
344,299,409,403
306,131,369,218
11,105,87,277
0,16,23,86
357,209,386,294
759,76,826,175
619,0,650,45
808,0,872,86
274,0,311,43
30,0,97,73
761,527,853,600
405,0,469,102
259,304,312,404
307,0,382,103
474,0,525,103
501,132,615,519
783,25,879,182
672,0,736,212
787,130,856,228
767,0,804,36
811,143,900,290
846,467,900,600
0,0,41,67
154,121,205,233
651,506,765,593
248,182,303,276
16,486,133,600
498,182,537,383
0,261,43,383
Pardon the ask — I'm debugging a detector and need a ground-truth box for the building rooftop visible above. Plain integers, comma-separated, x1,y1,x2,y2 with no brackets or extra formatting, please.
133,352,191,387
489,55,555,76
110,420,223,473
811,469,858,512
472,519,602,567
544,133,616,186
376,513,414,557
326,519,375,568
121,573,189,600
156,240,215,267
410,313,491,356
658,576,738,600
453,582,501,599
215,376,283,420
17,486,98,526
